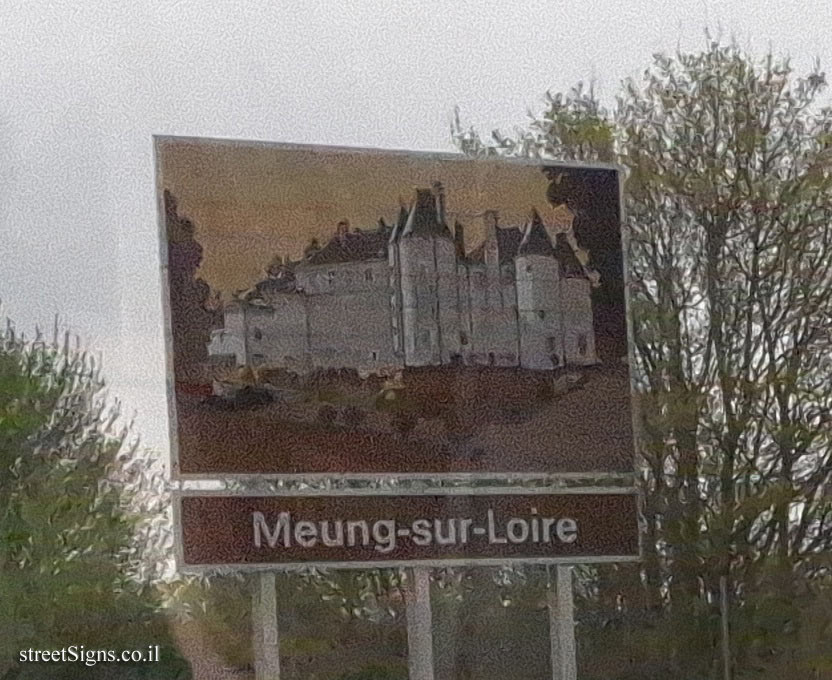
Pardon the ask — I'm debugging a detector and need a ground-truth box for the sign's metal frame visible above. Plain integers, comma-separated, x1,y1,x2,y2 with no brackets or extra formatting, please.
172,486,643,573
154,135,638,487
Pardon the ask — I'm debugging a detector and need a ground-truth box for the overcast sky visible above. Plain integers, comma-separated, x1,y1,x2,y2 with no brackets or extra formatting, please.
2,0,830,455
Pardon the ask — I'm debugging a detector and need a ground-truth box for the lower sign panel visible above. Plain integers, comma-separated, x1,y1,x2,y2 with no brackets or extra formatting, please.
177,491,640,569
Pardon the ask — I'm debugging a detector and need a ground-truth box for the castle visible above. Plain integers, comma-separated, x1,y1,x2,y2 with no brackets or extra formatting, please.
207,183,599,374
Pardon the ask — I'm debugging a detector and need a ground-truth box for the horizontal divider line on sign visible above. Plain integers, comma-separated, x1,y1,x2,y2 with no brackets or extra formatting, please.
173,485,640,498
175,555,642,573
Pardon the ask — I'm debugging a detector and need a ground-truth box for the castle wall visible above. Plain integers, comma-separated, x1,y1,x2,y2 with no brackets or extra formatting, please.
286,259,397,373
516,254,563,370
295,259,389,296
243,298,307,370
466,264,520,367
306,288,398,372
208,305,247,366
435,238,462,363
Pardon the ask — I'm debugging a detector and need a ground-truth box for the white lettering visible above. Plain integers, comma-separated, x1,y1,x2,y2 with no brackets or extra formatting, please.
487,509,507,544
295,520,318,547
459,518,473,544
541,517,556,543
507,518,530,544
373,520,396,553
251,509,580,552
434,519,457,545
412,519,433,546
346,519,370,546
320,520,344,547
556,518,578,543
253,511,291,548
530,508,540,542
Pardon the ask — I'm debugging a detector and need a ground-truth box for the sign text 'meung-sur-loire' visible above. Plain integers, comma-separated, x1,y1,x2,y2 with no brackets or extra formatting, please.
253,508,579,554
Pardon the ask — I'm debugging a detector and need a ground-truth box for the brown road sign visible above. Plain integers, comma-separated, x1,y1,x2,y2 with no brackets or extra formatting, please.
175,490,640,569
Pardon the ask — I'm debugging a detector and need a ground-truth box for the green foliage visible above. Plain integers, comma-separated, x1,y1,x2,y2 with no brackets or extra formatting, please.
0,322,189,678
452,81,614,163
164,574,252,669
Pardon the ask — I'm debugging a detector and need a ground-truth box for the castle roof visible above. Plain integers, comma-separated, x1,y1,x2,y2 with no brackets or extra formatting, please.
465,209,592,281
388,204,409,244
518,209,556,258
304,225,392,265
242,260,299,300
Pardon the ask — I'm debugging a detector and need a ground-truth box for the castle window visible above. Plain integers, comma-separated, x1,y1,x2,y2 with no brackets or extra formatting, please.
370,350,379,361
538,310,545,320
526,265,533,273
327,270,335,284
459,331,469,346
577,333,588,357
365,269,374,282
253,328,263,341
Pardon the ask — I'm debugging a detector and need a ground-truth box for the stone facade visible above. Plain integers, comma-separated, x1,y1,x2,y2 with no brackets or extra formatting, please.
207,184,599,374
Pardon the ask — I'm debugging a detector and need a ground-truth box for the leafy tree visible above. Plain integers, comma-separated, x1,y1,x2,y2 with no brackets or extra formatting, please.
454,38,832,678
165,190,221,382
0,321,189,679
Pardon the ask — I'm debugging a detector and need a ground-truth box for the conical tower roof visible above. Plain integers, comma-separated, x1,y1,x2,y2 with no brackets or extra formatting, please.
517,208,556,257
401,188,451,239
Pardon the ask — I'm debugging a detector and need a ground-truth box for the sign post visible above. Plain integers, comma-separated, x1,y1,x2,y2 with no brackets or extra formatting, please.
252,572,281,680
406,568,435,680
548,566,577,680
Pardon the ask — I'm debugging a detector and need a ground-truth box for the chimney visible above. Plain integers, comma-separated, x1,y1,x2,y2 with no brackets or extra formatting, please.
483,210,499,267
304,238,321,259
483,210,499,239
432,181,446,225
454,221,465,259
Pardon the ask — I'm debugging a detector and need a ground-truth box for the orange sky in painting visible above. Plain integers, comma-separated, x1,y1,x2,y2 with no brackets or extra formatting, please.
156,137,555,294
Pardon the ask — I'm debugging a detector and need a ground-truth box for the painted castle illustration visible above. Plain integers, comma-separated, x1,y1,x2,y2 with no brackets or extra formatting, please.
207,182,600,373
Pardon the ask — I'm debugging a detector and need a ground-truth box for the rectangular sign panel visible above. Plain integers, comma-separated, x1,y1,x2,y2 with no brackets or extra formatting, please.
156,136,633,479
176,491,640,569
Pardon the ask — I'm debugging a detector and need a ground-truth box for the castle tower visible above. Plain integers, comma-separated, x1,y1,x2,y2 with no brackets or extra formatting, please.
552,230,598,366
515,209,563,370
395,185,461,366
